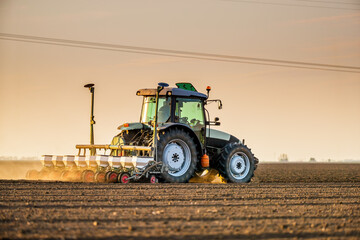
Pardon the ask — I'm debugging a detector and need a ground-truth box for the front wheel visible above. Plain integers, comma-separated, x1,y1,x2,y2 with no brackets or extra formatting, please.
157,129,198,183
217,143,257,183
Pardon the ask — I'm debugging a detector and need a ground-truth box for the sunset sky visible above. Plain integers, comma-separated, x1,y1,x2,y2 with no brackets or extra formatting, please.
0,0,359,162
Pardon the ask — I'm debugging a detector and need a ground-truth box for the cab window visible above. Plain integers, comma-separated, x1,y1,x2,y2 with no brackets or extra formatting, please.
141,97,171,124
174,98,205,133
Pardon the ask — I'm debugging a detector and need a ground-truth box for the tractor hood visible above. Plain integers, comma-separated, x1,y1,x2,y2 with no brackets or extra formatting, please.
206,128,240,149
117,122,151,131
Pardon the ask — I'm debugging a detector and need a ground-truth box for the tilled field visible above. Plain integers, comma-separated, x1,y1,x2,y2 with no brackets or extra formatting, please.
0,163,360,239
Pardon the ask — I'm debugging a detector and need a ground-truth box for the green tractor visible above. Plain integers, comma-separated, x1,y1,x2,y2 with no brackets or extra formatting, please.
87,82,258,183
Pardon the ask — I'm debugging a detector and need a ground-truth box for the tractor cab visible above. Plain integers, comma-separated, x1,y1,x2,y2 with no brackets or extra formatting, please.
137,83,208,142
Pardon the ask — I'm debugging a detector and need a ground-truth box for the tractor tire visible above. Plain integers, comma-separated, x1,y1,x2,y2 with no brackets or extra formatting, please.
254,157,259,170
217,143,257,183
157,128,198,183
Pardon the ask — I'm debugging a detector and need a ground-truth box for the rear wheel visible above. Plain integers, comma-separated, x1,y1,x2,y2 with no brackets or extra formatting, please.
254,157,259,170
217,143,257,183
157,129,198,183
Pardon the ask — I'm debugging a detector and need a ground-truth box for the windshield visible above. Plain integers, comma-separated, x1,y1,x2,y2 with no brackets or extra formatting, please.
141,96,171,124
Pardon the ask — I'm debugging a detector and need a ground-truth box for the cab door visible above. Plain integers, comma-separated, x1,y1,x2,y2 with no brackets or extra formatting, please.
174,97,206,143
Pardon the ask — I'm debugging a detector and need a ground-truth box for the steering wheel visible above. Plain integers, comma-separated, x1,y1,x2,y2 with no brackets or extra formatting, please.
179,117,188,124
190,119,200,125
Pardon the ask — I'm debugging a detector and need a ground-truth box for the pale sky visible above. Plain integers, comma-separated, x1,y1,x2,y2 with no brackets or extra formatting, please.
0,0,359,162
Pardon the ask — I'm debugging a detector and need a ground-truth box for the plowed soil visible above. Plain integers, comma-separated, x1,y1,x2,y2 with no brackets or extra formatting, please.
0,163,360,239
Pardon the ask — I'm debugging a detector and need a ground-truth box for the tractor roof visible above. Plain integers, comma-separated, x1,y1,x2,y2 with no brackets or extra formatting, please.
136,87,208,99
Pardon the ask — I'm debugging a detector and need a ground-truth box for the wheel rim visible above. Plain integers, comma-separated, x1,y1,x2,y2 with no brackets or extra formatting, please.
109,173,117,182
150,176,156,183
229,152,250,180
163,139,191,177
121,174,129,183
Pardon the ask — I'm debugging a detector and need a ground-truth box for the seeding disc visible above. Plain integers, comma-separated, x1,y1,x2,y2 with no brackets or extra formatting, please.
108,172,118,183
120,172,130,184
82,170,95,182
95,172,106,183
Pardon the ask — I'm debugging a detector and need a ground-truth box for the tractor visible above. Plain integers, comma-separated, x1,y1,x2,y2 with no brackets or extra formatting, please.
29,82,258,183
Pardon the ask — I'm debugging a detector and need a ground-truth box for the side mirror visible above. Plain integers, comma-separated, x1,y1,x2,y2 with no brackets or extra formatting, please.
205,99,223,109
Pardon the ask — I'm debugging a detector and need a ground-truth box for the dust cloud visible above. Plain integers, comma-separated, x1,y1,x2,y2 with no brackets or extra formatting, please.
0,160,227,183
0,161,42,180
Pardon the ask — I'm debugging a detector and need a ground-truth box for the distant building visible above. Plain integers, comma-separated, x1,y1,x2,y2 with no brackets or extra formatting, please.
279,154,288,162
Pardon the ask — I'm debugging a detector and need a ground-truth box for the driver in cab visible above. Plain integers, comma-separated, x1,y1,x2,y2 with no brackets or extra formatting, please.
158,99,171,123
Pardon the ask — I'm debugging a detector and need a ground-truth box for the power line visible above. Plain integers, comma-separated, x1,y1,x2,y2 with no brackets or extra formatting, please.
0,33,359,73
221,0,360,11
2,32,359,70
295,0,360,6
4,36,358,73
